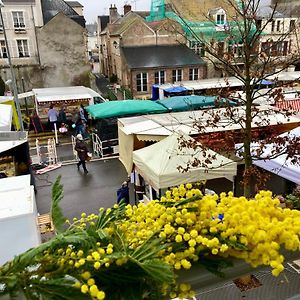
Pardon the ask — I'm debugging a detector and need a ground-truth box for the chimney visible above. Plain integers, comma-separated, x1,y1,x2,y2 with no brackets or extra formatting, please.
109,4,118,24
124,4,131,15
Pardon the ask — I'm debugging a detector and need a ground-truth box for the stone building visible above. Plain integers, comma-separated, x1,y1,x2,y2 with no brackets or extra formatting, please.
0,0,43,91
37,0,90,87
98,4,206,98
0,0,90,93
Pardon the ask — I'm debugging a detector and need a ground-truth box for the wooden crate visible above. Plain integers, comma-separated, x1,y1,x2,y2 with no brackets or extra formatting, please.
37,213,55,234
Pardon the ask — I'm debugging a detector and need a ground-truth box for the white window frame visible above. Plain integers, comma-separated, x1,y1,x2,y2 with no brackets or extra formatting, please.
12,11,25,29
172,69,182,82
136,72,148,92
0,40,7,58
216,13,225,25
16,39,29,57
189,68,199,81
154,70,165,85
189,41,205,56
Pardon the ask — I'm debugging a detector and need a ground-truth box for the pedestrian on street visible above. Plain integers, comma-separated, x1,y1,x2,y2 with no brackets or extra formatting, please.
75,117,87,139
58,106,67,125
79,104,88,123
117,181,130,205
47,104,58,131
75,134,89,174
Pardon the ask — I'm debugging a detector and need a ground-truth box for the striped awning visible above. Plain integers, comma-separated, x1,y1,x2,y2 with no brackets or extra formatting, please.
275,100,300,111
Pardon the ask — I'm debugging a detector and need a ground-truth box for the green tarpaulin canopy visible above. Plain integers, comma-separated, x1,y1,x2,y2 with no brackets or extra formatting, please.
157,95,236,111
86,100,168,119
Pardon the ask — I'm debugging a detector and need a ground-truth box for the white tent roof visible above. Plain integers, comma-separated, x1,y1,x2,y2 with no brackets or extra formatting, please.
133,132,237,190
0,104,12,131
119,105,300,138
251,126,300,184
32,86,102,103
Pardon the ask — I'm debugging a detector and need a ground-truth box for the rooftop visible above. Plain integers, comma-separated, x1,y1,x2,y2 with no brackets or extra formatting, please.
121,45,206,69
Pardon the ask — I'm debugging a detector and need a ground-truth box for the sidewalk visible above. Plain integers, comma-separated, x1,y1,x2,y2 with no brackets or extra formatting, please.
34,158,128,221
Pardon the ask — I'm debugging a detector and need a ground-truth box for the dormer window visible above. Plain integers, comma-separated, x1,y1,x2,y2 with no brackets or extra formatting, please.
208,8,227,27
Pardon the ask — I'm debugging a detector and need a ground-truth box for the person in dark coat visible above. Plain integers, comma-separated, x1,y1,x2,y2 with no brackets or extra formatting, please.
117,181,130,204
75,134,89,174
58,106,67,125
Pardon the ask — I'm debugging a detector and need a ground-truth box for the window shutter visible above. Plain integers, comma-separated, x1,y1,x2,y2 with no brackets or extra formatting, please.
28,39,34,56
10,40,18,58
23,11,29,28
6,12,14,29
1,11,8,28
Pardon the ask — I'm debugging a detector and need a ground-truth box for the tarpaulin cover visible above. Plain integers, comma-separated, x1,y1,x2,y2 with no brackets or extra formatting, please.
86,100,168,119
157,95,236,112
260,79,273,85
133,132,237,190
164,86,188,93
236,127,300,185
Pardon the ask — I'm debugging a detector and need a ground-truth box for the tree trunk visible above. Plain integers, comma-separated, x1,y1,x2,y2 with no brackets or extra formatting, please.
243,80,253,198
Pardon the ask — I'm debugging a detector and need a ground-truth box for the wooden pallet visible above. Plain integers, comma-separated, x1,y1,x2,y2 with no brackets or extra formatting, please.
37,213,55,234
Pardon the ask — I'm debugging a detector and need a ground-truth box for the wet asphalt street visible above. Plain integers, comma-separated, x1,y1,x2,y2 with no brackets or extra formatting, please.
34,158,128,221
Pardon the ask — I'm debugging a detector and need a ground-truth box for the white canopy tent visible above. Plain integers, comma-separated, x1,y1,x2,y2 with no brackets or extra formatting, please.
132,132,237,191
251,127,300,185
0,104,12,131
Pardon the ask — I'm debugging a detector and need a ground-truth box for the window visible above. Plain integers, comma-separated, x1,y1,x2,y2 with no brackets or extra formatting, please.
256,19,262,30
290,20,296,31
189,41,205,56
271,20,275,32
189,68,199,81
17,40,29,57
154,70,165,85
216,13,225,25
136,72,147,92
12,11,25,29
172,69,182,83
0,40,7,58
276,20,281,32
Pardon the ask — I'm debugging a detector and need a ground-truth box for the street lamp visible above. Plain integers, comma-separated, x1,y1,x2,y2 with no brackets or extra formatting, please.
0,0,24,131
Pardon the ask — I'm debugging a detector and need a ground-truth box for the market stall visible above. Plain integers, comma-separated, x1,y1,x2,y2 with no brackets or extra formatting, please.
132,132,237,200
0,175,41,265
30,86,105,122
250,126,300,185
0,132,31,178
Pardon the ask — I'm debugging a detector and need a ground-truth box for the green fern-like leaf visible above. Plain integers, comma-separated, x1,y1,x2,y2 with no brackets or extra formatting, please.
51,176,66,234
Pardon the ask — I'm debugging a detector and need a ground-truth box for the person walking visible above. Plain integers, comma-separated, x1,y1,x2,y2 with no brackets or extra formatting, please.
75,134,89,174
117,181,130,204
47,105,58,131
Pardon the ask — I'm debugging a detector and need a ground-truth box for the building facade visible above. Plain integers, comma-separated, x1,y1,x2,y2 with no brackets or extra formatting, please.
0,0,90,93
98,4,206,98
0,0,43,90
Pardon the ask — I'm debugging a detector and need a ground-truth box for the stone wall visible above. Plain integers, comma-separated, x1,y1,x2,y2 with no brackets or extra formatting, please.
37,12,90,87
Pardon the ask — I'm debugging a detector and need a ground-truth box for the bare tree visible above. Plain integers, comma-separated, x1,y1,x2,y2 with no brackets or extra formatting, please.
162,0,300,196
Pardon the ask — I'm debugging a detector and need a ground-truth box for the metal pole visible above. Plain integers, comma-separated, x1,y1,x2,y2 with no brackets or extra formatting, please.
21,77,29,116
0,4,24,131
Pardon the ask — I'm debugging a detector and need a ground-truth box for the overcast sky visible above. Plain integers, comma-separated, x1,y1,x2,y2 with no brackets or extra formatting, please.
79,0,152,23
80,0,272,24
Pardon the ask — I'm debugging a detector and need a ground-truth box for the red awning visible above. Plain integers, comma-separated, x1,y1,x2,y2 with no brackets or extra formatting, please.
275,100,300,111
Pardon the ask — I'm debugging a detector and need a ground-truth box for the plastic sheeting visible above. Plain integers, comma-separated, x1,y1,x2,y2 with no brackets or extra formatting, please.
86,100,168,119
133,132,237,190
0,104,12,131
157,95,236,112
252,127,300,184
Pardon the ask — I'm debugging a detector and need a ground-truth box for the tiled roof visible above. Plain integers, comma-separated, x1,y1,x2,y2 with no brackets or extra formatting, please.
122,45,206,69
65,1,83,8
41,0,85,27
3,0,35,3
